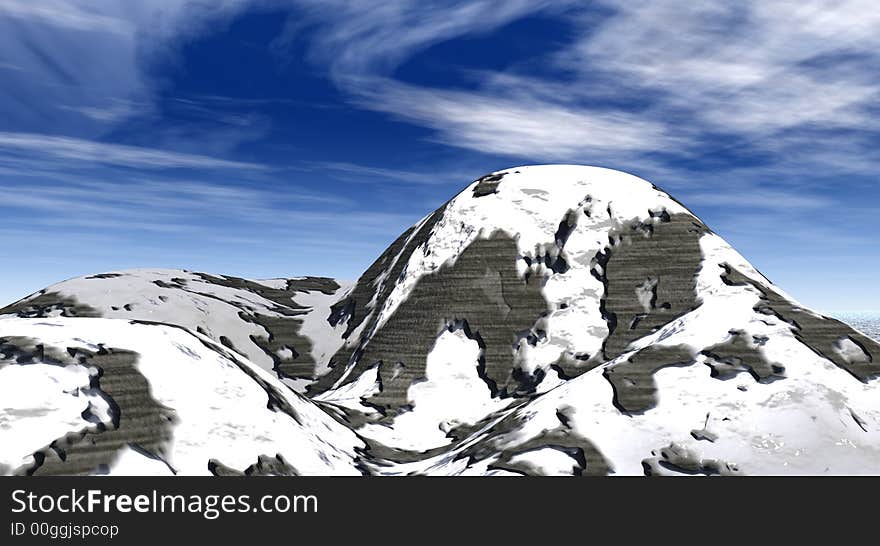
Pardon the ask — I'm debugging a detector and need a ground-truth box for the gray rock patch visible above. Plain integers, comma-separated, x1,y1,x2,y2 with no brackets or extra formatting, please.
0,291,101,318
472,172,506,198
721,265,880,382
325,233,549,418
315,204,449,394
702,329,786,383
642,443,740,476
597,213,709,361
603,345,695,414
208,454,299,476
14,344,176,476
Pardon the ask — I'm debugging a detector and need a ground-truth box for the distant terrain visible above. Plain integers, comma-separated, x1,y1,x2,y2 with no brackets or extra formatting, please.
833,313,880,343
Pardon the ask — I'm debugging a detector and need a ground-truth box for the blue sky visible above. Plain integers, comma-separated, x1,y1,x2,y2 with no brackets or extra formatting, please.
0,1,878,312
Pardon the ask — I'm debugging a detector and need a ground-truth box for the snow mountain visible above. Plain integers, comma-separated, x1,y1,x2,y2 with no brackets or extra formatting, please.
1,270,350,393
2,165,879,476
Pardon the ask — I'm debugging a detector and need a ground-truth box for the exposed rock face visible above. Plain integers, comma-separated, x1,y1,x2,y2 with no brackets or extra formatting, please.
2,165,879,476
598,213,709,360
720,265,880,381
317,233,550,417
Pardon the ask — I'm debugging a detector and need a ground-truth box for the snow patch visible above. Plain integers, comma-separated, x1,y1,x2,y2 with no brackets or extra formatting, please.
358,328,512,451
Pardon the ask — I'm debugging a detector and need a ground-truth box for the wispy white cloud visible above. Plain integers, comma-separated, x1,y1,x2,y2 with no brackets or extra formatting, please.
299,160,480,186
681,189,831,211
57,99,137,123
0,0,132,34
0,170,415,241
5,0,878,174
571,1,880,136
281,0,570,77
0,0,258,133
0,0,876,313
0,132,265,170
281,0,880,175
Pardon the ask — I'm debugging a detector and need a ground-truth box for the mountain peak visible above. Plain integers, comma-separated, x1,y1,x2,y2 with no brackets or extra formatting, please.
2,165,879,475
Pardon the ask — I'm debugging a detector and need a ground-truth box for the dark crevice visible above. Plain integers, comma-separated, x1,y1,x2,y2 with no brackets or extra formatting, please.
127,442,178,475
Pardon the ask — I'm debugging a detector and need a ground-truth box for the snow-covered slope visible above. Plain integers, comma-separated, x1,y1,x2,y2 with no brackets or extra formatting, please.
0,270,351,392
2,165,879,475
0,316,363,475
311,165,880,474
